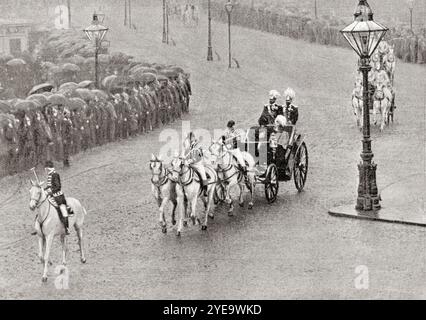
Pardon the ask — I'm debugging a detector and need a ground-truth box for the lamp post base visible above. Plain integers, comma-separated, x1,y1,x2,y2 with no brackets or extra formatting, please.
207,47,213,61
356,160,381,211
329,173,426,227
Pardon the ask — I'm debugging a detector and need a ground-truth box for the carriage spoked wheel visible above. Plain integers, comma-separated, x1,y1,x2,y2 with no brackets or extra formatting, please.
264,164,279,204
294,142,308,192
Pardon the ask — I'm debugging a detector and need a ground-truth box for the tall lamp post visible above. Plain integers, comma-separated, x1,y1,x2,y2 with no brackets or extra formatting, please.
225,1,234,68
340,0,388,211
162,0,167,43
408,0,415,31
207,0,213,61
83,13,109,88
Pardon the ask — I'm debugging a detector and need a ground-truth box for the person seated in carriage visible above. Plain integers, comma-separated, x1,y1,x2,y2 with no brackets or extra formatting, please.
273,88,299,148
183,132,209,196
258,90,283,126
221,120,247,174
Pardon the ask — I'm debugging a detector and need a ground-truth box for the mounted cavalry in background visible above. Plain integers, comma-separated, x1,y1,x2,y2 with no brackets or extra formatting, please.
351,40,397,131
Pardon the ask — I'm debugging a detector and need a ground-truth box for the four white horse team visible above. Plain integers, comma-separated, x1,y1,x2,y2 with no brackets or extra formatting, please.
352,40,396,131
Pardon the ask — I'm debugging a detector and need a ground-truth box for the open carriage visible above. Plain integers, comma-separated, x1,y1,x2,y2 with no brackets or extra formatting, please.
234,125,308,203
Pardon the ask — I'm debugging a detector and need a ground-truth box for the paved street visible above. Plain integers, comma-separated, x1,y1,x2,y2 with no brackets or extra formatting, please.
0,5,425,299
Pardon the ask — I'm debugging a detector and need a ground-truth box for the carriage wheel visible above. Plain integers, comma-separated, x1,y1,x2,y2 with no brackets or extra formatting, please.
214,183,226,204
294,142,308,192
264,164,279,203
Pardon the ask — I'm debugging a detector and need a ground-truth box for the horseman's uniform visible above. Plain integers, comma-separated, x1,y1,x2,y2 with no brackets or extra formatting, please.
258,102,283,126
45,163,70,234
185,137,209,195
223,126,246,171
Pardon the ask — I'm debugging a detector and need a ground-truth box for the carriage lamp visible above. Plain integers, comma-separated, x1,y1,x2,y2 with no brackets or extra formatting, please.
340,0,388,212
83,13,109,88
225,1,235,68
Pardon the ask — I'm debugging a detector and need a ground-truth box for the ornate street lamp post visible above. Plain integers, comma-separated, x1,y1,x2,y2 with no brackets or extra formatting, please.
83,13,109,88
207,0,213,61
163,0,167,43
225,1,234,68
340,0,388,211
408,0,415,31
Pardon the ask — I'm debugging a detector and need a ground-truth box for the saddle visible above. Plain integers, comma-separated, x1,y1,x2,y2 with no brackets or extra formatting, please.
48,197,74,219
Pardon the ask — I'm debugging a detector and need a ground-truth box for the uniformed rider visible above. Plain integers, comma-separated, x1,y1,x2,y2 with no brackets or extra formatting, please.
222,120,247,174
44,160,71,235
184,132,209,196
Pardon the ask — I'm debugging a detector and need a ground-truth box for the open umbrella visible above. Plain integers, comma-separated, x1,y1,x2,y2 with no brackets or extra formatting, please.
59,82,79,92
13,100,38,111
78,80,95,89
28,83,54,96
68,97,87,111
65,55,86,65
91,89,109,100
75,88,95,101
61,63,81,73
27,94,49,107
101,75,118,90
6,58,27,67
47,93,68,106
135,72,157,84
159,69,178,79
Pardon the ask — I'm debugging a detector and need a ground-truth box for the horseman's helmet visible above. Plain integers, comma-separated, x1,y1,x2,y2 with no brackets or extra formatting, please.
227,120,235,128
284,88,296,102
269,90,280,100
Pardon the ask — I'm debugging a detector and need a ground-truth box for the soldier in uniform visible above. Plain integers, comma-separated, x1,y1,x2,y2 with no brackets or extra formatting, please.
44,160,70,235
61,108,73,167
183,132,209,197
3,115,18,174
258,90,283,126
121,92,131,139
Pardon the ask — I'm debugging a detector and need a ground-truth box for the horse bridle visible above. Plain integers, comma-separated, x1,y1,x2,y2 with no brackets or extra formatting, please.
150,160,174,186
31,186,48,210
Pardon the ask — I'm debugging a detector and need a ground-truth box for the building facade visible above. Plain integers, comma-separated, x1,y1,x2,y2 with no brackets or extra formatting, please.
0,19,32,57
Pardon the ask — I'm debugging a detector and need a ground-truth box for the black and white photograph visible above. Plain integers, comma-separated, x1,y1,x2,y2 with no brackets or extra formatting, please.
0,0,424,303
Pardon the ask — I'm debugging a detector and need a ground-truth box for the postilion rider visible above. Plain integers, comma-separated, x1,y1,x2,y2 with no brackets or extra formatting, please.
44,161,72,235
221,120,247,175
184,132,209,196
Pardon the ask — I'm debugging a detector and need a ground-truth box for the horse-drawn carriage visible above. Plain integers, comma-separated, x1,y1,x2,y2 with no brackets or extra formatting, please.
214,125,308,204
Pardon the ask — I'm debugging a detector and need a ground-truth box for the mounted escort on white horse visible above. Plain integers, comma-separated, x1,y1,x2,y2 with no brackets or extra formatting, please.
28,163,87,283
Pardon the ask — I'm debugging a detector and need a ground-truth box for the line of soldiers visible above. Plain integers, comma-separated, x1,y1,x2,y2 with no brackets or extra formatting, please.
0,73,192,176
206,1,426,65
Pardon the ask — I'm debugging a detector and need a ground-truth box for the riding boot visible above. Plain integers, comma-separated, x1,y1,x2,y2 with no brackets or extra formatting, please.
64,217,70,235
202,179,209,197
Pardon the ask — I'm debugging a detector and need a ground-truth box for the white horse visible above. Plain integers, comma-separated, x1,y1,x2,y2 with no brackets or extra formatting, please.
372,80,393,131
29,180,87,282
209,141,256,214
383,45,396,85
149,154,178,234
351,77,364,130
169,155,217,235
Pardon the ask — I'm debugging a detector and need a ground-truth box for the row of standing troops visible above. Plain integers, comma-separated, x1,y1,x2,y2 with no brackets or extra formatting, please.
207,1,426,65
1,74,192,174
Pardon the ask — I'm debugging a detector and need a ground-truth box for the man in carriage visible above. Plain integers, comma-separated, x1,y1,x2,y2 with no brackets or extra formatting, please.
273,88,299,147
258,90,283,126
